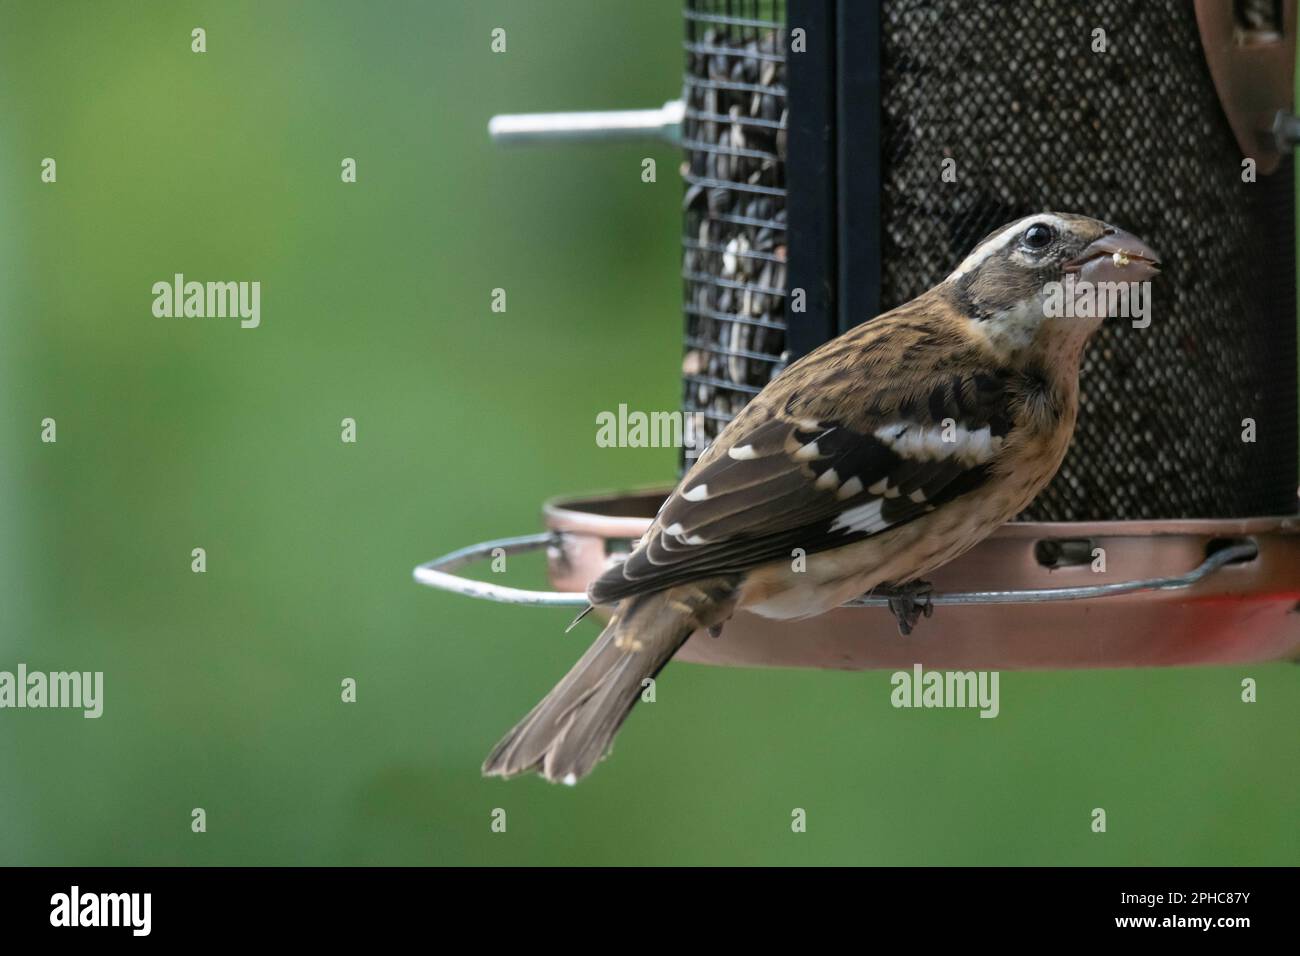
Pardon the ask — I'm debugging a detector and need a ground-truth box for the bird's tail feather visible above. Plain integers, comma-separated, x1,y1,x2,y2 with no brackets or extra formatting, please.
482,579,736,783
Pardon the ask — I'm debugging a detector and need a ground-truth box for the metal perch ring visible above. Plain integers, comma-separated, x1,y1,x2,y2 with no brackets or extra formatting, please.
413,533,1260,608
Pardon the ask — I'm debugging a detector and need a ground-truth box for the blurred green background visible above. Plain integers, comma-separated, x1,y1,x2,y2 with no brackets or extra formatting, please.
0,0,1296,866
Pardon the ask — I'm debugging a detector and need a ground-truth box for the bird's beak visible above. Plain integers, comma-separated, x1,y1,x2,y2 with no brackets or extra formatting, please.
1062,226,1161,284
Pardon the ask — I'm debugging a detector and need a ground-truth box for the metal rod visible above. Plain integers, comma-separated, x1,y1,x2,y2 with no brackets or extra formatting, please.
681,238,787,263
681,10,783,31
682,108,786,131
413,534,1259,609
682,41,785,64
693,211,788,231
679,406,738,424
682,306,787,331
682,271,786,296
682,173,787,198
683,337,786,363
682,373,765,395
413,533,585,607
682,75,788,98
488,100,685,145
679,138,783,162
848,541,1258,606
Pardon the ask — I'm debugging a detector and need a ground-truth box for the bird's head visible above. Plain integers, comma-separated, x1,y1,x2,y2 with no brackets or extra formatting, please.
945,212,1160,357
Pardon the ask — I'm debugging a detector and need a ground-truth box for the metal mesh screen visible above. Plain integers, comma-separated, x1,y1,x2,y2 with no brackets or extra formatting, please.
877,0,1297,519
680,0,1298,520
681,0,789,467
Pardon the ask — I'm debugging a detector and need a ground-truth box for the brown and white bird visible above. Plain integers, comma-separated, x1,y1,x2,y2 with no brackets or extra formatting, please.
484,212,1158,784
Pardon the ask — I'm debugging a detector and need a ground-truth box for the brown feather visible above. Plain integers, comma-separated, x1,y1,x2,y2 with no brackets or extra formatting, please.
482,579,738,783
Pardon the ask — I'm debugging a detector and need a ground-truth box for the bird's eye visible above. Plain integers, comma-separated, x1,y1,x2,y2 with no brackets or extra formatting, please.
1022,223,1054,250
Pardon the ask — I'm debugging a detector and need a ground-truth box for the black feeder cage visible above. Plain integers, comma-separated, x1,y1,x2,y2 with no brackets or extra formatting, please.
419,0,1300,670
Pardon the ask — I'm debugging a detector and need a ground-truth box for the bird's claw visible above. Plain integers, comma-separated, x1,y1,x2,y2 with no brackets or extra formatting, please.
880,580,934,636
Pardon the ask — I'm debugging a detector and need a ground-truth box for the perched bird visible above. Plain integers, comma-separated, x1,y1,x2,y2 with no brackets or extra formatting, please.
484,212,1159,784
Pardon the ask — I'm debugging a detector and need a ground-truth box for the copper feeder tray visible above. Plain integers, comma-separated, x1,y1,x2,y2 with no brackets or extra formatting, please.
414,488,1300,670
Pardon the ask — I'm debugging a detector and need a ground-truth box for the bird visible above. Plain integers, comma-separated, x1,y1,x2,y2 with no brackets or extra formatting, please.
483,212,1159,784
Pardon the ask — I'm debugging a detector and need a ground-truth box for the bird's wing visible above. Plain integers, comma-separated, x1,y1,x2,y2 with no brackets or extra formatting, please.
588,364,1019,605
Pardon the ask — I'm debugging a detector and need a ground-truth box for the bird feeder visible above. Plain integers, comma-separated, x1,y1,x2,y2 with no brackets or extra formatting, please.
417,0,1300,668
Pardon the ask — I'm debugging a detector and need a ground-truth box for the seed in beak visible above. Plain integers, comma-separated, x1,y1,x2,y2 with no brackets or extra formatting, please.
1112,251,1130,268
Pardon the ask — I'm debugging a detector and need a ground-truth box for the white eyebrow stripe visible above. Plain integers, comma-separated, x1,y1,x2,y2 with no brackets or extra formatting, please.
947,213,1070,280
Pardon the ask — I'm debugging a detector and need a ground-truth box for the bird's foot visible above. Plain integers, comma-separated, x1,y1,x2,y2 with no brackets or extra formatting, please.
878,580,934,636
